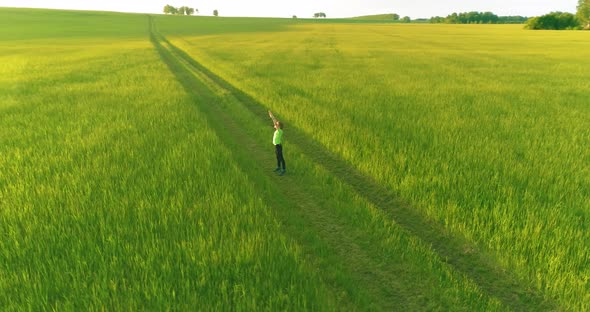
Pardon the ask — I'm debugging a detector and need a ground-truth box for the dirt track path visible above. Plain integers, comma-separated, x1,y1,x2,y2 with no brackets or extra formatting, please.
148,15,556,311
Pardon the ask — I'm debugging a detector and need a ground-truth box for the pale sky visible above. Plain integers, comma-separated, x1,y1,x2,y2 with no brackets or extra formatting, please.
0,0,578,19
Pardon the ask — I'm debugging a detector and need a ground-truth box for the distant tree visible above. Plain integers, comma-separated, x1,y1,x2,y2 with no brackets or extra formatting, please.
163,5,196,15
526,12,580,30
481,11,499,24
392,13,400,21
429,16,445,23
213,9,219,16
163,4,177,15
449,13,459,23
401,16,411,23
557,12,580,28
313,12,326,18
578,0,590,28
525,16,540,28
497,16,528,24
463,11,478,23
292,15,297,19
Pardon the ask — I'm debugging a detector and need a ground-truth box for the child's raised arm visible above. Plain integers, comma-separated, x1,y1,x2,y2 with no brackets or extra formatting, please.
268,110,278,124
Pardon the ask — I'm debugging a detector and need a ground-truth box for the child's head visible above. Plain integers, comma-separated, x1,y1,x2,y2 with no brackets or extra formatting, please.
275,121,283,129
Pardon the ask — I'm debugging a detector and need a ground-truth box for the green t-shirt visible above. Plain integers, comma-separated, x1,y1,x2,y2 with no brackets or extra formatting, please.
273,128,283,145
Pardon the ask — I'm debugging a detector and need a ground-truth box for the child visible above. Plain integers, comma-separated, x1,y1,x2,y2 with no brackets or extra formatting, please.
268,111,286,175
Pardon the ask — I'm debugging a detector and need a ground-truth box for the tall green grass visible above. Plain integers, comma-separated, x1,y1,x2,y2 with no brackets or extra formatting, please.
156,34,507,309
159,22,590,310
3,8,588,309
0,9,340,310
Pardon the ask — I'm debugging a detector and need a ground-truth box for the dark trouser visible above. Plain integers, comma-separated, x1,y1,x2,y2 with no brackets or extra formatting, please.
275,144,286,170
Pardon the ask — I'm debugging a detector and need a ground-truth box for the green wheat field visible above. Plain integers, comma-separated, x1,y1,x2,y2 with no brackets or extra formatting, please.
1,7,589,311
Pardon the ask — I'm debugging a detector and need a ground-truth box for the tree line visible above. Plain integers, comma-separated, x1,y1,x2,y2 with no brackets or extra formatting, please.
162,5,221,16
159,0,589,29
526,0,589,30
526,12,580,30
163,5,196,15
430,0,589,29
429,12,527,24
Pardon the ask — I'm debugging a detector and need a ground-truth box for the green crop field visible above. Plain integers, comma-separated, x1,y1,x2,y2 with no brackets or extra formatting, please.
1,7,589,311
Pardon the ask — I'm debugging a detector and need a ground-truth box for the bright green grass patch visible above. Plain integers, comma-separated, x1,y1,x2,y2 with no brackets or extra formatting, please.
159,22,590,310
0,8,148,41
0,9,338,310
152,14,410,38
154,14,293,37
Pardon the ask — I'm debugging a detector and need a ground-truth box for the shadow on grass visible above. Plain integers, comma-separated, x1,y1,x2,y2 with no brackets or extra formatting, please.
149,16,558,311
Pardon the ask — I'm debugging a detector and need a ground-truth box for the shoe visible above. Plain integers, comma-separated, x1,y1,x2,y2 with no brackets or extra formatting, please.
278,169,286,176
273,167,281,172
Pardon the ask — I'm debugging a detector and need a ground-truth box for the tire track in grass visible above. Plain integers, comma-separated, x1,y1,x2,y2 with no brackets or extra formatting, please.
148,16,558,311
150,21,407,310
